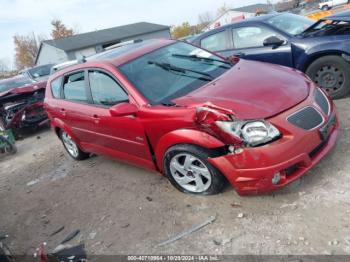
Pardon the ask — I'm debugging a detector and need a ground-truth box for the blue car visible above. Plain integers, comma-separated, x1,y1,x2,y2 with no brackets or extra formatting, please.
191,11,350,98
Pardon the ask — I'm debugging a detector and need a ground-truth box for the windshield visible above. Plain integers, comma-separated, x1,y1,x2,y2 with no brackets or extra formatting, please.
28,64,54,79
267,13,315,35
119,42,231,105
0,77,33,92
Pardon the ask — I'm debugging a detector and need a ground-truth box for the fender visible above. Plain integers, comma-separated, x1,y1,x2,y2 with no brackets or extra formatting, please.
154,129,225,173
50,118,83,148
293,39,350,71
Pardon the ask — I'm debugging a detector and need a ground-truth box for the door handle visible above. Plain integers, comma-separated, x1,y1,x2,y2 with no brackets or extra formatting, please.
60,108,66,116
92,114,99,124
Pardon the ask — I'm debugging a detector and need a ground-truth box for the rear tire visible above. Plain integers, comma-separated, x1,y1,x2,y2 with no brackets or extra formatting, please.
164,144,226,195
59,130,89,160
306,55,350,99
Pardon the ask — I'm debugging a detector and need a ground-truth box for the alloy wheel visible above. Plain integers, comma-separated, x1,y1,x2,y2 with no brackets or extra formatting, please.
61,132,79,158
169,153,212,193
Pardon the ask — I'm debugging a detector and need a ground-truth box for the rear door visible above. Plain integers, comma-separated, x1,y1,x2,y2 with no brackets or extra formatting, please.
60,70,93,143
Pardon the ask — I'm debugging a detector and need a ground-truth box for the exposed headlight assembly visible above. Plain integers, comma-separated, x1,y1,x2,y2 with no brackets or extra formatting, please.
216,120,281,147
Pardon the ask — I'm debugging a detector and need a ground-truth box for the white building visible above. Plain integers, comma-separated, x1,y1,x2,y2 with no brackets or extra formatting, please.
35,22,171,66
206,3,273,31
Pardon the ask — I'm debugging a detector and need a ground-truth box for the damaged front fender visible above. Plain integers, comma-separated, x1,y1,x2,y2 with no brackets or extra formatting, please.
195,102,243,146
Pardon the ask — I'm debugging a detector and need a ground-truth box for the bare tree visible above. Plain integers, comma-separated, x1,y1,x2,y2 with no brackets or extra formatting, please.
217,3,229,17
198,12,213,31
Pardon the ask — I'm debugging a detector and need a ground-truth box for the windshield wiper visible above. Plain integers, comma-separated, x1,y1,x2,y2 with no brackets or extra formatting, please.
172,53,232,68
147,61,214,81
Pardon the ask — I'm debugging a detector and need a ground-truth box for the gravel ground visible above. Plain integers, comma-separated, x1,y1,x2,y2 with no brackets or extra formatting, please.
0,98,349,256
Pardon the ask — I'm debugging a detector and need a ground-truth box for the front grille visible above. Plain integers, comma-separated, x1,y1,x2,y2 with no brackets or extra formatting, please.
315,88,330,115
287,107,323,130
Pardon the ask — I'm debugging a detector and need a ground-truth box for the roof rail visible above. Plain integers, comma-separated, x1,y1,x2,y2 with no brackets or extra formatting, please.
105,39,143,51
78,55,87,63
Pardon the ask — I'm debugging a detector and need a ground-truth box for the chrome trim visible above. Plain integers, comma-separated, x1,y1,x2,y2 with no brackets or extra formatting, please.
317,88,331,116
286,106,325,131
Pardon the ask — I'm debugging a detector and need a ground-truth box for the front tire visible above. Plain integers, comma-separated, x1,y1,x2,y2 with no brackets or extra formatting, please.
164,144,226,195
306,55,350,99
60,130,89,160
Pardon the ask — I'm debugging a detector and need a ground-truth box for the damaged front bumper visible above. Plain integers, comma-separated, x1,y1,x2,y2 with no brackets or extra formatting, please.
207,99,339,196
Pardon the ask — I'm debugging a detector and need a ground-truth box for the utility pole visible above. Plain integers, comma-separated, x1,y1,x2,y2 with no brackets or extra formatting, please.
266,0,275,11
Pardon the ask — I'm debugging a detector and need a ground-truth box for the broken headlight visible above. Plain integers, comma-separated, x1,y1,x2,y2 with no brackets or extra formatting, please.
215,120,281,147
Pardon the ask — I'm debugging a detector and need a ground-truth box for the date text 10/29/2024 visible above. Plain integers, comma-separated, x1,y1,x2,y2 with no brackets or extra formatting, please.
127,256,220,261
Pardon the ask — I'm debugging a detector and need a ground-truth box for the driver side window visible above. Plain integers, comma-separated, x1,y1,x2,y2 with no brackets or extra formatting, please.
232,26,283,49
88,70,128,106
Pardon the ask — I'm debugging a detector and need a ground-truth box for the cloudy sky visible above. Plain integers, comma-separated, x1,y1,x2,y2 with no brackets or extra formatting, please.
0,0,266,69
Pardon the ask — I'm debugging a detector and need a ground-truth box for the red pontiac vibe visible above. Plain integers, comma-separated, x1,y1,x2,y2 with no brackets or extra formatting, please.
44,39,338,196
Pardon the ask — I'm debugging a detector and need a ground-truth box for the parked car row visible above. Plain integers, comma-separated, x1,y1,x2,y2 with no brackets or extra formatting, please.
190,10,350,99
319,0,349,10
2,10,347,196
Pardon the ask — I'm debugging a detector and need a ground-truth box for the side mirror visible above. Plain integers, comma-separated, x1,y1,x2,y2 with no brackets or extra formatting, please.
227,55,240,64
263,36,285,48
109,102,138,117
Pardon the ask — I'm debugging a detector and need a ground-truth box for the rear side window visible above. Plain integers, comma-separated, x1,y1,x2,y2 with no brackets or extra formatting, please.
201,31,227,52
51,77,62,98
88,71,128,106
63,72,87,102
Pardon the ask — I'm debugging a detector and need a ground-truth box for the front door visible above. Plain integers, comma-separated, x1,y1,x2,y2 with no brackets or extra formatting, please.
221,25,293,67
84,69,152,161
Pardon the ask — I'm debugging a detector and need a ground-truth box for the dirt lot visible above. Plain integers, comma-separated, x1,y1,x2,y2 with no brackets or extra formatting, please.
0,98,349,256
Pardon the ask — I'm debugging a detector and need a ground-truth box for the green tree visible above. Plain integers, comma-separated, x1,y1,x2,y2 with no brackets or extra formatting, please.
13,33,40,70
51,19,75,39
171,22,192,39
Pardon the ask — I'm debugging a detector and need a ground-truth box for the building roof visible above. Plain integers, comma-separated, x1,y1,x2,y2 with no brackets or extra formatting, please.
231,3,272,13
42,22,170,52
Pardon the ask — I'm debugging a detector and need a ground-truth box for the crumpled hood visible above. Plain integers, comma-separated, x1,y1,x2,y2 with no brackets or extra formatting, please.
174,60,311,119
0,80,46,98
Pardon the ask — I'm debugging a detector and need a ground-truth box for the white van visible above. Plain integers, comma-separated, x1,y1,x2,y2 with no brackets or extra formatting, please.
319,0,348,10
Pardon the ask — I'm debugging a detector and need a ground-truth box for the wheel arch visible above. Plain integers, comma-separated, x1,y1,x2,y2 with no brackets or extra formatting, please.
154,129,226,173
51,118,81,146
302,51,347,72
